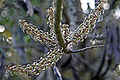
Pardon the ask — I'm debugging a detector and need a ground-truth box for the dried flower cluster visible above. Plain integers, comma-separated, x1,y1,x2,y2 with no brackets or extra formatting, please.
6,1,109,76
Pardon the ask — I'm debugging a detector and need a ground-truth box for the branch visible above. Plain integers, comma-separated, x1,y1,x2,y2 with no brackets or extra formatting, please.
54,0,68,53
91,47,106,79
101,56,112,77
53,66,62,80
70,45,104,53
26,0,34,16
17,0,43,16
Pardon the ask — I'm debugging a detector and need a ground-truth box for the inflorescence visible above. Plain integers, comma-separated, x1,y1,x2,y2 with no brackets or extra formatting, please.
6,1,109,76
7,48,63,76
70,2,104,44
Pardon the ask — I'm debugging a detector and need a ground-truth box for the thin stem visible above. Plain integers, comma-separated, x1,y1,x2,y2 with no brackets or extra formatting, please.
54,0,68,53
70,45,104,53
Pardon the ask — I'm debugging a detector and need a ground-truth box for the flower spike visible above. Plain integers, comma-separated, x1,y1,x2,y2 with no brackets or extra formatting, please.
6,48,63,76
18,19,57,47
70,2,105,44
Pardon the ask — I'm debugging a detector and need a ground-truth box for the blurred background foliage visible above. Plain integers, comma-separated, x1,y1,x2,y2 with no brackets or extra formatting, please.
0,0,120,80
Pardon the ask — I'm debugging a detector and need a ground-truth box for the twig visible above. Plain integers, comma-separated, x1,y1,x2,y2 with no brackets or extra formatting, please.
53,66,62,80
26,0,34,16
17,0,42,15
112,24,120,65
70,45,104,53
